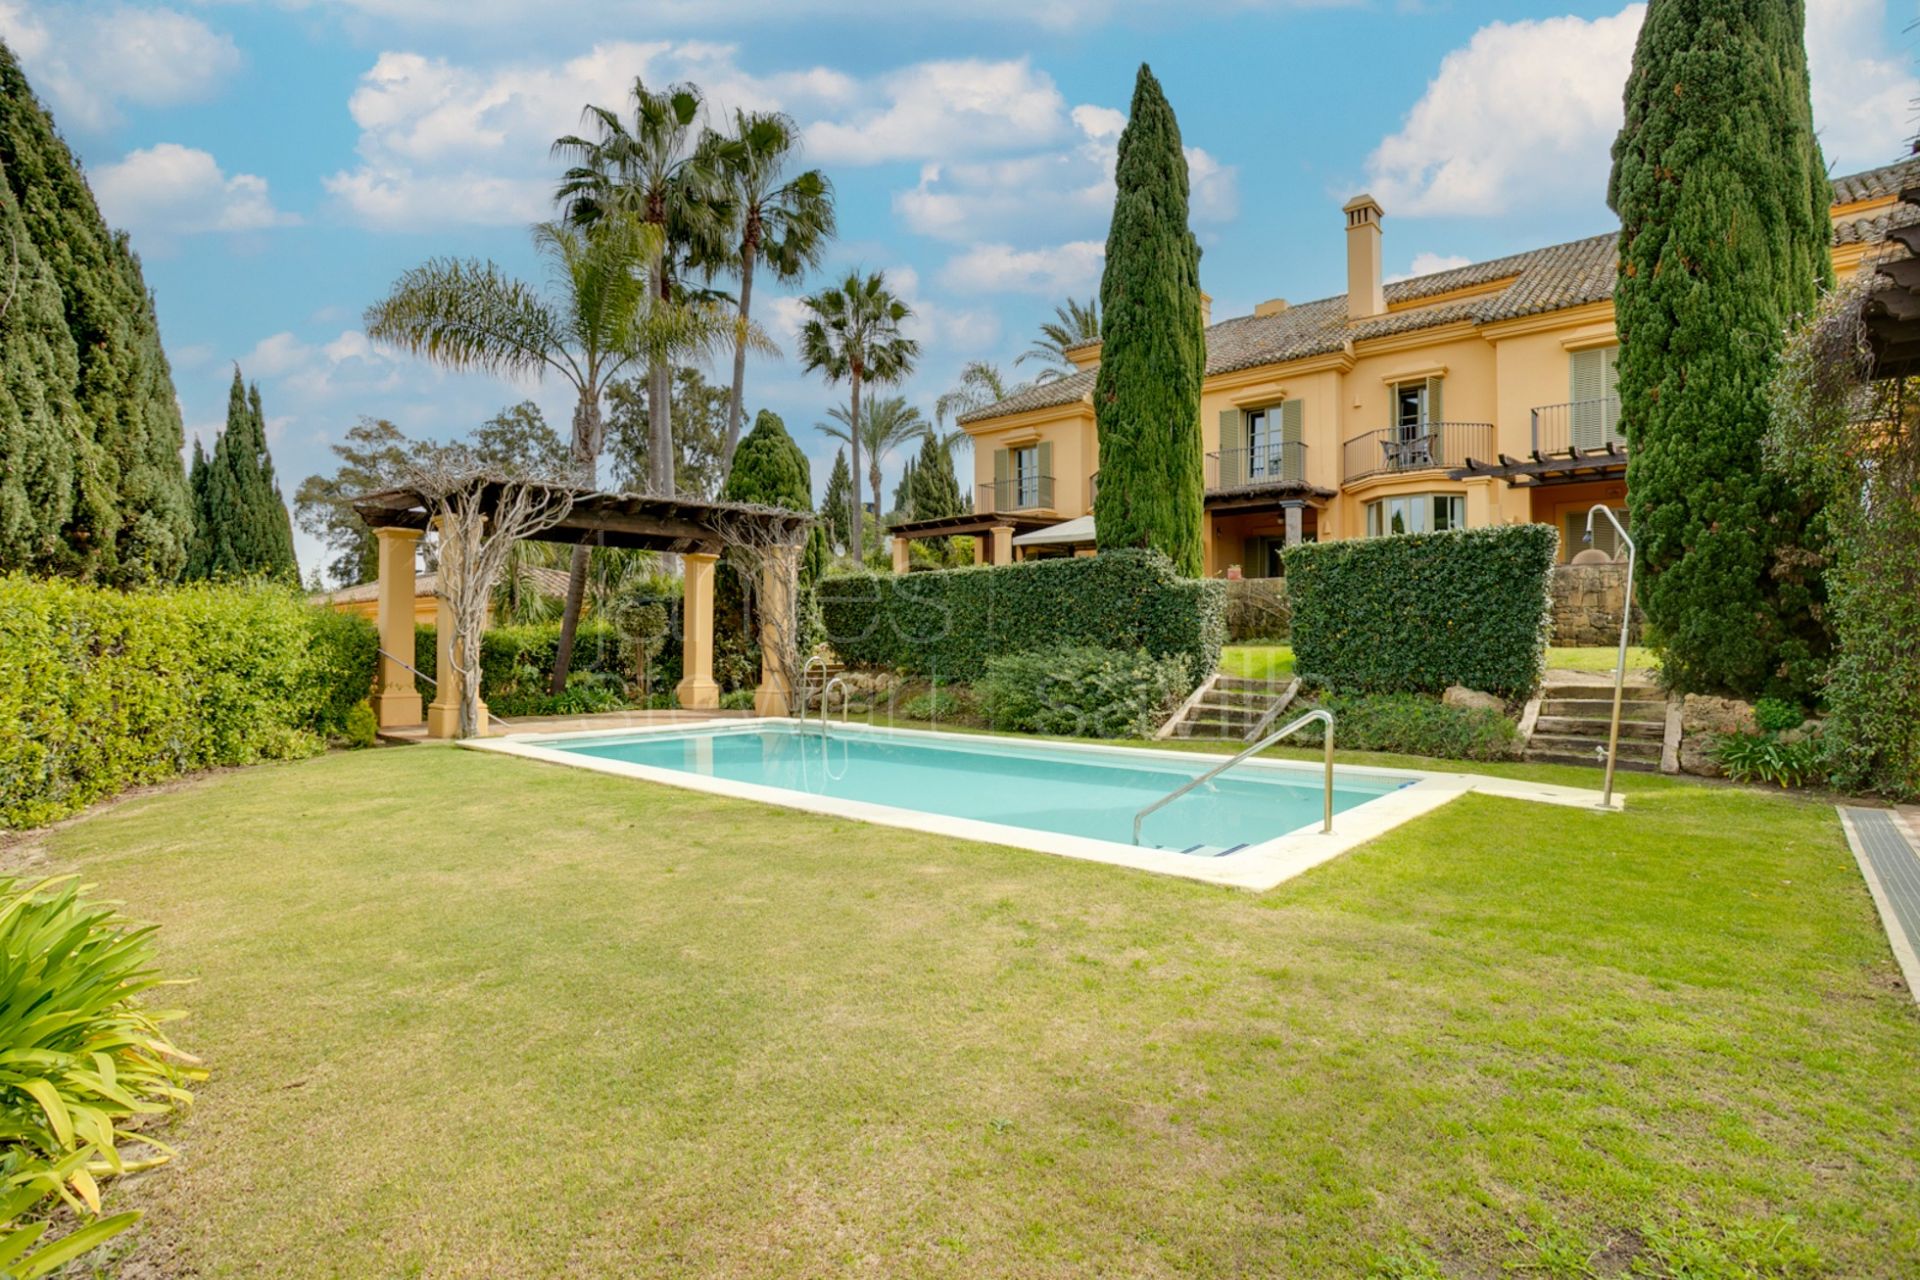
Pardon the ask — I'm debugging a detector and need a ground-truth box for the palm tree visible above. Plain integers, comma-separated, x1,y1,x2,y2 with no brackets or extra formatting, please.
1016,296,1100,384
934,359,1014,427
701,109,836,475
815,395,930,516
553,78,722,500
798,270,918,563
365,216,746,692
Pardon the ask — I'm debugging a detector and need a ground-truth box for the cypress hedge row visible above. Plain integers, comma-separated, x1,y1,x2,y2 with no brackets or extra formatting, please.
1284,525,1557,699
818,549,1223,684
0,576,377,829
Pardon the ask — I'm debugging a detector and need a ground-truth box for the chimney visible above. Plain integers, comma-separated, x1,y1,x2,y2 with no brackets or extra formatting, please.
1200,290,1213,327
1254,297,1289,318
1343,194,1385,320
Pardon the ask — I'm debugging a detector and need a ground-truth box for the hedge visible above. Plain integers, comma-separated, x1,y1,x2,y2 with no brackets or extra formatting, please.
1283,524,1557,699
412,620,646,716
817,549,1223,684
979,645,1193,739
0,575,378,829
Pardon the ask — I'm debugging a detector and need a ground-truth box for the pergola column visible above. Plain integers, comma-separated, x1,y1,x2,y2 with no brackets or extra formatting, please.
426,517,487,740
1282,501,1305,547
753,544,801,717
370,526,423,727
990,524,1016,566
891,534,910,575
676,551,721,710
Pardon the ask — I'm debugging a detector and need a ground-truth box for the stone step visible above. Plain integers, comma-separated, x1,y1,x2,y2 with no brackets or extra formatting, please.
1533,714,1665,740
1200,691,1282,710
1173,721,1249,740
1545,682,1661,701
1214,675,1290,693
1521,748,1665,773
1541,697,1667,718
1525,732,1664,761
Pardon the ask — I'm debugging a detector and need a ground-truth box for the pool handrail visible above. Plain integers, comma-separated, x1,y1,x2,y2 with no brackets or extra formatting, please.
799,654,831,728
817,675,851,739
1131,709,1335,846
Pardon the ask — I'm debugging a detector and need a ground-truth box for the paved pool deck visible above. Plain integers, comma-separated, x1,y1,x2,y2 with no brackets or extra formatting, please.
1838,805,1920,1004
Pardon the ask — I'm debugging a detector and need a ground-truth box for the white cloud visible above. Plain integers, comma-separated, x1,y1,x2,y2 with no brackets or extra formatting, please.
939,241,1104,295
325,42,852,229
1366,0,1920,219
1806,0,1920,172
0,4,241,131
92,144,297,239
1385,252,1471,284
806,59,1071,165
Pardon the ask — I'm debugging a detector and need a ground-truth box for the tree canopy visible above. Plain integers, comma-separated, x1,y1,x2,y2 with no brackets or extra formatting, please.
722,408,827,586
1607,0,1832,696
186,368,298,583
0,38,192,584
1091,65,1206,575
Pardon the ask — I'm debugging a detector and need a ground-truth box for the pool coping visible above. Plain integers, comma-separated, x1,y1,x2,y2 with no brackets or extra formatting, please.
461,718,1622,892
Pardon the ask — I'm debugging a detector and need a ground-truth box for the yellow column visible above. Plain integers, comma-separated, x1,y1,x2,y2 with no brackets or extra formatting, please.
971,536,986,566
676,551,721,710
891,534,910,575
1464,478,1495,529
753,544,800,716
990,525,1016,566
425,519,488,739
370,526,423,727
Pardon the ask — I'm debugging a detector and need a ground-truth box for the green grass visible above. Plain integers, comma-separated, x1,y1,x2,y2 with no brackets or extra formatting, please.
35,747,1920,1278
1220,644,1658,681
1546,645,1659,673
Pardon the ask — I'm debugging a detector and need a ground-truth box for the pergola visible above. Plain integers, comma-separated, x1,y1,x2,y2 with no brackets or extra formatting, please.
884,510,1059,571
352,484,813,737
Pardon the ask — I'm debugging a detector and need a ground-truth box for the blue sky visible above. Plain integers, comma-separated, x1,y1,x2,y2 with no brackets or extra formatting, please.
8,0,1917,581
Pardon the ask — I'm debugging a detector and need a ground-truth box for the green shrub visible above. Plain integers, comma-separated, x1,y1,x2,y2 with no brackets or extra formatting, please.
720,688,757,711
342,701,379,749
1297,692,1518,762
413,621,638,716
0,575,377,829
0,876,201,1274
819,549,1222,684
1284,525,1557,699
901,688,965,721
979,646,1192,739
1714,731,1827,789
1752,696,1806,733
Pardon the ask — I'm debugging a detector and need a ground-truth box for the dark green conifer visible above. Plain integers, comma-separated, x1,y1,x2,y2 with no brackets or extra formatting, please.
1607,0,1832,695
187,368,298,582
1091,64,1206,576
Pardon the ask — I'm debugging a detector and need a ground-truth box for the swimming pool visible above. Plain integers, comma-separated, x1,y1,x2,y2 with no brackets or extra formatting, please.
462,719,1610,889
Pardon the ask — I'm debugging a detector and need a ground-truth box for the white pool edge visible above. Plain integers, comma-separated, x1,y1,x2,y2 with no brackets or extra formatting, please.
461,718,1622,892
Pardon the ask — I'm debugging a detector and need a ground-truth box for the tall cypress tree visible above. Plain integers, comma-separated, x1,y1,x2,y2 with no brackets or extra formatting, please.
188,367,298,582
0,39,191,583
722,409,828,587
1091,64,1206,576
821,448,853,553
907,435,962,523
1607,0,1831,696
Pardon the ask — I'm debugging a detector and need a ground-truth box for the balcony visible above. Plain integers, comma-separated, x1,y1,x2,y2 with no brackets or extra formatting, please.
978,474,1055,514
1532,397,1626,454
1343,423,1495,483
1207,441,1307,491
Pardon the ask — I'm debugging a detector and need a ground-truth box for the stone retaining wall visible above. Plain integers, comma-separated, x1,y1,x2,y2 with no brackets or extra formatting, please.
1551,563,1643,647
1224,578,1290,642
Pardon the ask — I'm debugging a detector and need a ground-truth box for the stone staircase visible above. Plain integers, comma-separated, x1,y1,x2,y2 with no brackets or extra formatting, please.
1522,674,1669,771
1158,674,1299,742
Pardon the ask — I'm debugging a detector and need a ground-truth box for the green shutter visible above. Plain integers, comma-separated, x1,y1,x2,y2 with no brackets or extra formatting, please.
991,447,1009,512
1601,346,1621,443
1280,399,1304,481
1570,349,1604,449
1216,408,1243,487
1035,441,1053,509
1424,376,1443,427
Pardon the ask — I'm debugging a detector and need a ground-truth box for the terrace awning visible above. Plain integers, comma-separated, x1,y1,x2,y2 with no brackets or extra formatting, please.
1449,442,1629,487
1011,515,1096,548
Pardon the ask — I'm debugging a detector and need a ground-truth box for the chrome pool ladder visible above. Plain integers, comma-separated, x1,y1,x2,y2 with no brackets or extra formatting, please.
814,675,851,739
1131,709,1335,846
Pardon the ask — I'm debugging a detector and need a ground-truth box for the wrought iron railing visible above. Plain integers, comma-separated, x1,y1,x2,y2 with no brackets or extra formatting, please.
1207,441,1307,490
1532,397,1626,454
1342,423,1494,482
978,474,1055,513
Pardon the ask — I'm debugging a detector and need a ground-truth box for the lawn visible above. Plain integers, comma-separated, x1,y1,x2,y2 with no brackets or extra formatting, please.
1221,645,1658,682
27,746,1920,1278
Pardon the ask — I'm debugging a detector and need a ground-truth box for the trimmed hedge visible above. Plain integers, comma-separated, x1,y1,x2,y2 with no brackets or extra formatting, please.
0,575,378,829
818,549,1222,685
1284,525,1557,699
413,620,642,716
1303,692,1518,761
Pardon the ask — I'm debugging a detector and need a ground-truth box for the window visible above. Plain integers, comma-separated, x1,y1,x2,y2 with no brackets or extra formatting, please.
1564,506,1630,561
1393,382,1427,442
1011,445,1040,509
1366,492,1466,537
1568,346,1623,448
1238,400,1303,481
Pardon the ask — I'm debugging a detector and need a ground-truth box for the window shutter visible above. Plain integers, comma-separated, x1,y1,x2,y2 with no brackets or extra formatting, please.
1601,346,1621,442
1279,400,1304,481
1424,375,1443,427
1035,441,1053,508
992,448,1009,511
1570,349,1603,449
1216,408,1243,487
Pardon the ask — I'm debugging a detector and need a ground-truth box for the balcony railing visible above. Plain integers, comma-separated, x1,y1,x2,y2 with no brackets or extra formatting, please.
1207,441,1307,490
1342,423,1495,483
1532,397,1626,454
978,474,1055,513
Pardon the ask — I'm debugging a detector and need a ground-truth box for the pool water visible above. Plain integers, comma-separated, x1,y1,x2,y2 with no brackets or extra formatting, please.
548,724,1409,855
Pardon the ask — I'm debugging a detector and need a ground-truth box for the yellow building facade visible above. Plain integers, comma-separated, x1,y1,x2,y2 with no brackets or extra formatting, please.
907,157,1916,574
